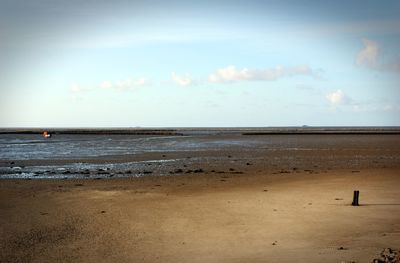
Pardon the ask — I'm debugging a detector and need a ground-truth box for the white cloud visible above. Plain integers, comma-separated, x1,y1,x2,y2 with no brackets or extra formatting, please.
208,65,314,83
171,72,192,86
100,78,149,91
356,38,379,68
325,89,399,112
355,38,400,73
326,90,351,105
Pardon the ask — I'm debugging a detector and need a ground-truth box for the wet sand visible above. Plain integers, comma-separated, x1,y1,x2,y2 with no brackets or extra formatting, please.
1,168,400,263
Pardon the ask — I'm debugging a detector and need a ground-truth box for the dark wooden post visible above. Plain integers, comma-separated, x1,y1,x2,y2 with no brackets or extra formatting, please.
352,190,359,206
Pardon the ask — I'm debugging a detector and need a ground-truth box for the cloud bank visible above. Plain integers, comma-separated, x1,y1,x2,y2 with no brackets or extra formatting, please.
208,65,315,83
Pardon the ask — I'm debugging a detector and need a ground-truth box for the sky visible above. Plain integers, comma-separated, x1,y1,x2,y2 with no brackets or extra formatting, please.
0,0,399,127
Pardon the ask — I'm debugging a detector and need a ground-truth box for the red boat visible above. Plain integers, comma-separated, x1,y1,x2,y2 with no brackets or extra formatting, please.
42,131,51,138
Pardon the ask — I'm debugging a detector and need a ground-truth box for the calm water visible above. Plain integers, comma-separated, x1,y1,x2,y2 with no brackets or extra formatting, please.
0,134,264,160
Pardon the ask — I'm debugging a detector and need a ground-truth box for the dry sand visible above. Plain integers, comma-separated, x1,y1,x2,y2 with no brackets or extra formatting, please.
1,168,400,262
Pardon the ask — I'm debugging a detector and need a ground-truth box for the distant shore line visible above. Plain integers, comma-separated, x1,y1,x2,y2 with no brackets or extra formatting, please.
1,127,400,135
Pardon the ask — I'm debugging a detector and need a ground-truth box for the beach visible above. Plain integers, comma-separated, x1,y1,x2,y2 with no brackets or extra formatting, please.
1,169,400,262
1,131,400,262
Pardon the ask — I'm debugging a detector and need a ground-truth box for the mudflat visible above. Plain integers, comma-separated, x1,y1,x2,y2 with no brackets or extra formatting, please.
1,168,400,263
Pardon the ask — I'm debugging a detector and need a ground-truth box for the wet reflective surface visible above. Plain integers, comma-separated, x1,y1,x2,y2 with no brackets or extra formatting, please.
1,133,400,179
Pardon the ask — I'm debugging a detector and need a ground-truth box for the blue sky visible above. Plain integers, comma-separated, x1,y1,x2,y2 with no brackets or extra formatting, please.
1,0,399,127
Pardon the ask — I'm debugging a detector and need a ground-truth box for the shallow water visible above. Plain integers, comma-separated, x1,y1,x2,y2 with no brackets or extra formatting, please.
1,132,400,179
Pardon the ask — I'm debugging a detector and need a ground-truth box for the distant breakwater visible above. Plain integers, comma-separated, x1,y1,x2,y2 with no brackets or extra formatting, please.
241,127,400,135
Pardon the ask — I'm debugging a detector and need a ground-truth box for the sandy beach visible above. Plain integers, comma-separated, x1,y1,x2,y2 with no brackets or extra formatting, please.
1,168,400,262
